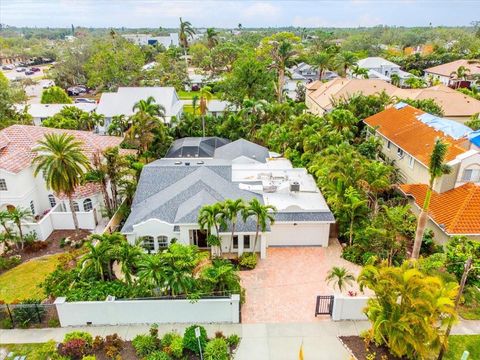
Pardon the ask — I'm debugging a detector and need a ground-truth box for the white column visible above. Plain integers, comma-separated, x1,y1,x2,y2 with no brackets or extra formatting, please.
260,233,267,259
238,234,244,256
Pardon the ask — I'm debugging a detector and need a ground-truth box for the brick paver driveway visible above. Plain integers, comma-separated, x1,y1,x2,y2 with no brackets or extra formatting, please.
239,239,364,323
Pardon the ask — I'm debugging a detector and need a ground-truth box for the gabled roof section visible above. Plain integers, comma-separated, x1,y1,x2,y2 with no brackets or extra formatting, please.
0,125,123,173
214,139,270,163
424,59,480,77
364,105,469,166
165,137,230,158
357,57,400,69
399,183,480,235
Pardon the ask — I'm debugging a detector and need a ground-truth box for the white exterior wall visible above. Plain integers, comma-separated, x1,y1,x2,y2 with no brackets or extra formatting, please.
50,210,96,230
424,72,450,86
54,294,240,326
331,295,369,321
268,222,330,247
455,153,480,187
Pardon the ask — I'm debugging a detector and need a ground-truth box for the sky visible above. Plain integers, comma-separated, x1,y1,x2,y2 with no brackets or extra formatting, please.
1,0,479,28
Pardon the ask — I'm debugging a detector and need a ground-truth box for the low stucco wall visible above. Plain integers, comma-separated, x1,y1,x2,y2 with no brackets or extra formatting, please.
54,295,240,326
331,295,369,321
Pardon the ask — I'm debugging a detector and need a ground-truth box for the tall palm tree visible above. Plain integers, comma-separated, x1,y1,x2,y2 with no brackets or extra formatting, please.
325,266,355,293
137,254,165,291
199,86,213,137
198,203,226,254
270,40,297,102
334,51,358,77
223,199,245,253
179,17,195,69
81,242,111,281
310,52,332,81
0,210,12,236
126,111,167,155
33,133,91,231
450,65,471,88
206,28,219,48
132,96,165,118
8,207,32,249
242,198,276,253
342,186,369,246
411,139,451,259
85,151,113,216
115,241,142,285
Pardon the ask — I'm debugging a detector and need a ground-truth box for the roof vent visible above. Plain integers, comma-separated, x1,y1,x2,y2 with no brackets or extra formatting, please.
174,161,182,165
185,162,190,166
290,181,300,192
197,161,204,165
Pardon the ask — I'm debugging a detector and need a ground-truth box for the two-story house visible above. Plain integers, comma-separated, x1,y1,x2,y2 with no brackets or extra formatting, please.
354,57,414,86
364,103,480,243
424,59,480,87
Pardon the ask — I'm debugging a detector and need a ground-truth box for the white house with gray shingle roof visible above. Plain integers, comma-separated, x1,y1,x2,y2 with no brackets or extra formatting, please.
122,138,335,258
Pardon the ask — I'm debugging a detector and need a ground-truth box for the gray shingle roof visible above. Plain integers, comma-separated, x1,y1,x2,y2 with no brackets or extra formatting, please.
214,139,270,163
274,212,335,222
165,137,230,158
122,163,263,233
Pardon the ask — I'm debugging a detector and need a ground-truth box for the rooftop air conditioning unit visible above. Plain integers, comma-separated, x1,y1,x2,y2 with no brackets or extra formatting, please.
290,181,300,192
263,185,277,193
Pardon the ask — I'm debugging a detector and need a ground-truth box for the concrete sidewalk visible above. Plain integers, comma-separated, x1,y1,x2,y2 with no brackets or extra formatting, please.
1,319,479,360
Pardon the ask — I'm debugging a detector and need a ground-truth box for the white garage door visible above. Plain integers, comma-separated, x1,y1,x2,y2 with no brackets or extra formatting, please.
268,222,330,247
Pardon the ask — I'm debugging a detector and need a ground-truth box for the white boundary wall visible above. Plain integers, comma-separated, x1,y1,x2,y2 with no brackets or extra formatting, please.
54,295,240,326
332,295,369,321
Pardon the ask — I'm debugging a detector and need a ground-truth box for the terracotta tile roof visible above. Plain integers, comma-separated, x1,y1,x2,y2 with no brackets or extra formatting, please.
56,182,103,200
306,78,480,117
399,183,480,235
364,105,468,166
0,125,124,174
425,59,480,77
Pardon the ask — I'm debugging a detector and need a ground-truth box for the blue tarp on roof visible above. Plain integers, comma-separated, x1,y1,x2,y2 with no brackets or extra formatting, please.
416,113,473,140
469,130,480,147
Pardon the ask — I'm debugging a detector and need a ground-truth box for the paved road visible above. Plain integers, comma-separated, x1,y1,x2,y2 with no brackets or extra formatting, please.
1,319,479,359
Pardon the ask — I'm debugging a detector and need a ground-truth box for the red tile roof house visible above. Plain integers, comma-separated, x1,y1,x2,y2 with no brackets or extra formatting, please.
0,125,125,240
364,103,480,244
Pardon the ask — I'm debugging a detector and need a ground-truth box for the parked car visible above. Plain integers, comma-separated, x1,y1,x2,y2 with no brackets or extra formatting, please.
67,86,87,96
16,67,26,72
2,65,14,70
25,70,35,75
30,67,41,72
74,98,96,104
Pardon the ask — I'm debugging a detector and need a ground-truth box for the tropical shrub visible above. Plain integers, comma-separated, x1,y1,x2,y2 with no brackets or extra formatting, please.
204,338,229,360
59,338,91,360
163,335,183,359
146,351,171,360
12,299,46,328
239,252,257,269
64,331,94,346
30,340,61,360
226,334,240,348
0,255,21,272
104,333,124,359
445,236,480,286
133,334,159,357
358,261,458,359
41,86,72,104
183,325,207,355
81,356,96,360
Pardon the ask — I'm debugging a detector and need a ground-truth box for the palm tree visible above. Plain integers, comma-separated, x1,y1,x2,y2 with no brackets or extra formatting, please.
137,254,165,291
198,203,226,255
107,114,129,136
450,65,471,88
390,73,401,87
33,133,91,231
325,266,355,293
81,242,111,281
206,28,219,48
199,86,213,137
334,51,358,77
223,199,245,253
192,95,199,115
270,40,297,102
242,198,276,253
201,260,240,294
8,207,32,249
85,151,113,216
126,110,167,155
115,241,142,285
411,139,452,259
342,186,369,246
179,17,195,69
310,52,332,81
351,66,369,79
0,210,12,236
132,96,165,119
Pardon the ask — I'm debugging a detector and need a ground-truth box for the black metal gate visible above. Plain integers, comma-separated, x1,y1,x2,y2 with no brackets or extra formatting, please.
315,295,334,316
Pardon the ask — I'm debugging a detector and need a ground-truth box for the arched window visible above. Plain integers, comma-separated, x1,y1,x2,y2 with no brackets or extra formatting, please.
141,236,155,252
83,198,93,211
72,201,80,212
157,236,169,249
48,194,56,208
30,200,35,215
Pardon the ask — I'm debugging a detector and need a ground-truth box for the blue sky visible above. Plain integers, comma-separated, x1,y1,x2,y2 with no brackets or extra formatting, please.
1,0,479,28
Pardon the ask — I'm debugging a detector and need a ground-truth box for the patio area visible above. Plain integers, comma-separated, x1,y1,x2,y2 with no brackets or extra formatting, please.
239,239,365,323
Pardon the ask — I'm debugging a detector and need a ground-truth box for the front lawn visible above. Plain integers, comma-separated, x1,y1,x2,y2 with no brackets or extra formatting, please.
0,343,44,358
445,335,480,360
178,90,218,100
0,253,62,303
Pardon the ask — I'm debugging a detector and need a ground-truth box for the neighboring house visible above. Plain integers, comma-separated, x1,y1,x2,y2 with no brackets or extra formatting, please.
206,100,237,117
122,33,179,48
15,103,97,126
96,87,183,133
424,59,480,87
121,137,335,258
0,125,125,240
306,78,480,122
364,103,480,243
353,57,413,86
285,62,338,99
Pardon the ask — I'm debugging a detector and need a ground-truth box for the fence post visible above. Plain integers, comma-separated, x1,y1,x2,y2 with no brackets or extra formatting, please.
35,304,42,323
6,304,14,327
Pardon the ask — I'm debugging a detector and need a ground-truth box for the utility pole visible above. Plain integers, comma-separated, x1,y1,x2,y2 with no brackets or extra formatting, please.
437,257,472,360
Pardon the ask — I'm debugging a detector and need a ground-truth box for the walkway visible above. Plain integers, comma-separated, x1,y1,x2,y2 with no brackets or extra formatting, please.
1,319,480,359
239,241,365,323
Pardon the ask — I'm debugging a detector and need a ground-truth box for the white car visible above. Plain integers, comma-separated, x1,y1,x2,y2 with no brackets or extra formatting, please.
16,67,26,72
2,65,14,70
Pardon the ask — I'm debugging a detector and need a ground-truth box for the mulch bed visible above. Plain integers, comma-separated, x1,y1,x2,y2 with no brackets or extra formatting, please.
339,336,404,360
8,229,90,263
93,341,137,360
